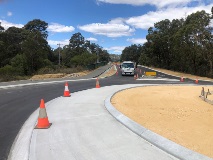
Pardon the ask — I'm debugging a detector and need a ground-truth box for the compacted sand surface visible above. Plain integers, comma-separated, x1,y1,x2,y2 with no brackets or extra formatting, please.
111,85,213,158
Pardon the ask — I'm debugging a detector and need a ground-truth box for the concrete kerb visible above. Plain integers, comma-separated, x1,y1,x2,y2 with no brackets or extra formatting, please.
6,64,114,160
92,64,113,78
104,84,212,160
98,65,117,78
0,78,95,90
7,96,62,160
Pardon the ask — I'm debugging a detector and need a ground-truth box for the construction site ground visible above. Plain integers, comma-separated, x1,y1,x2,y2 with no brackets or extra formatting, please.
111,85,213,158
28,64,213,158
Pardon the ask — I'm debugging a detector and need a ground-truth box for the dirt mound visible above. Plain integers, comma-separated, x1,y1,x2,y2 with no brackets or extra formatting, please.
29,71,91,80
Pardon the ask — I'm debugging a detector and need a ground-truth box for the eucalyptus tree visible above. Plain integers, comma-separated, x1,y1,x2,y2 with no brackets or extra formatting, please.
0,22,4,32
121,44,142,65
175,10,212,75
99,49,110,62
139,9,213,77
24,19,48,39
69,32,86,55
0,27,26,67
22,31,50,74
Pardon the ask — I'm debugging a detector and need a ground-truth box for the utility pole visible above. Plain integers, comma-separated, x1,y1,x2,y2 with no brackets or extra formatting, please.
57,43,62,66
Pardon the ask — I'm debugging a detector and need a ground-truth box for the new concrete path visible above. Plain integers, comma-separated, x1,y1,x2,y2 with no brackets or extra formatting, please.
9,83,212,160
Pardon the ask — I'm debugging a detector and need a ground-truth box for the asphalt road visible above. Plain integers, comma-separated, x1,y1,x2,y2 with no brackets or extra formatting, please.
0,65,212,160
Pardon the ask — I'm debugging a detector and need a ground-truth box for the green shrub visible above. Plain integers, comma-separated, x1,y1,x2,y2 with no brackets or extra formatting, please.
0,65,19,81
36,66,85,75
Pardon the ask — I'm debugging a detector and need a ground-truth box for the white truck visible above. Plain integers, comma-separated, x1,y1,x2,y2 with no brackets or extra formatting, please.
120,61,135,76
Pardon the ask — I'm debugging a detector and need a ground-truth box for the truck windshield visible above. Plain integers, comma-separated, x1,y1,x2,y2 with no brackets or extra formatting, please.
122,63,134,68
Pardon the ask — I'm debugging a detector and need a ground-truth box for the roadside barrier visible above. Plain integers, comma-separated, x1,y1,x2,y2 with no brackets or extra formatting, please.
35,99,51,129
96,78,100,88
145,72,156,76
199,87,213,105
64,82,71,97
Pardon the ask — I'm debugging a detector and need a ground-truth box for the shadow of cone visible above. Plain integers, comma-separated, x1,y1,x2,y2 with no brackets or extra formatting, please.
35,99,51,129
96,78,100,88
64,82,71,97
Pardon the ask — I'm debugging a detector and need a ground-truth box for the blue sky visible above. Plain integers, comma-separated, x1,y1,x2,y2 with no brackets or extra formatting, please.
0,0,212,54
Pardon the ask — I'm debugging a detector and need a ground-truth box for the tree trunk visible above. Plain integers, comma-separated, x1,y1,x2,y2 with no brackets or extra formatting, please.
209,59,213,78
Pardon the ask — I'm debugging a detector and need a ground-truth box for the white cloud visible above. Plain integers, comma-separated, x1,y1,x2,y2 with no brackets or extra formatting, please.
127,38,147,44
78,23,135,37
7,11,12,17
86,37,98,42
96,0,199,8
48,39,69,48
119,4,213,30
210,19,213,27
105,46,126,53
48,23,75,33
109,18,125,24
0,19,23,29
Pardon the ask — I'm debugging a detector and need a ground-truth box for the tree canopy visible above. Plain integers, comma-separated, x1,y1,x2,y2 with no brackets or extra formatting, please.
0,19,110,81
121,9,213,78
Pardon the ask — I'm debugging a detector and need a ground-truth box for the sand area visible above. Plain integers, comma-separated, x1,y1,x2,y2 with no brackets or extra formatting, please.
111,85,213,158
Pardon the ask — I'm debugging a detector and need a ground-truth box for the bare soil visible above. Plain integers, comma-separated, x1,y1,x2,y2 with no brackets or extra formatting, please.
111,86,213,158
30,64,117,80
29,70,91,80
150,66,213,82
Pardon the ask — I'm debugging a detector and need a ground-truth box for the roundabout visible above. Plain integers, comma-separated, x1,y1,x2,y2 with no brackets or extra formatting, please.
111,85,213,158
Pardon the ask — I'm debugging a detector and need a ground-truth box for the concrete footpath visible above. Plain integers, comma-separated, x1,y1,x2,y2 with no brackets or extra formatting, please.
8,83,213,160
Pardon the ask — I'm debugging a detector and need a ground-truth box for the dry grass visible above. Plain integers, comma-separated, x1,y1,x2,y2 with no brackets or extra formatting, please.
30,70,92,80
150,66,213,81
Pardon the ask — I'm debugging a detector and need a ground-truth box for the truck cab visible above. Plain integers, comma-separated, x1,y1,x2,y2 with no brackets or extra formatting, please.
120,61,135,76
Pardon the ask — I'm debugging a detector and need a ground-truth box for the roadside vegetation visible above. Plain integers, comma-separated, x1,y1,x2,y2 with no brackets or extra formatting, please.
121,8,213,78
0,19,110,82
0,8,212,82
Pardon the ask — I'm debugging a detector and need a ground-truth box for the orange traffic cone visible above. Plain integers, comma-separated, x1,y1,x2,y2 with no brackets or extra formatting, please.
116,71,118,75
35,99,51,129
195,78,199,84
180,76,184,82
140,69,142,74
136,74,138,79
64,82,71,97
134,75,137,80
96,78,100,88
